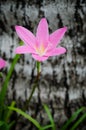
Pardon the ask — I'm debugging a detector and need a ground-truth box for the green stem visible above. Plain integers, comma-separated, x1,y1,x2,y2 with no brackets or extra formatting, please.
25,61,41,108
26,83,37,106
36,61,41,74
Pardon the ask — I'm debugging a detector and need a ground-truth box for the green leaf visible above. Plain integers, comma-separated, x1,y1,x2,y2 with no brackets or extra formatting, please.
5,101,16,122
61,107,86,130
8,121,15,130
0,40,23,105
8,107,43,130
70,112,86,130
0,121,15,130
42,124,53,130
0,121,9,130
43,104,56,130
0,105,7,120
0,54,20,105
19,40,24,46
0,72,3,77
0,121,4,126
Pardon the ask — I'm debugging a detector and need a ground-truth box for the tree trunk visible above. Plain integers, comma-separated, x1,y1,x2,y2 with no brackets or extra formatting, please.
0,0,86,129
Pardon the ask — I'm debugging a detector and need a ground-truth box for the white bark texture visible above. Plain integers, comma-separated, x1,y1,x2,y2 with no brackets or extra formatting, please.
0,0,86,129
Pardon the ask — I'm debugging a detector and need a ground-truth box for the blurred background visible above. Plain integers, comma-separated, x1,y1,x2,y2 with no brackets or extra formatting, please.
0,0,86,130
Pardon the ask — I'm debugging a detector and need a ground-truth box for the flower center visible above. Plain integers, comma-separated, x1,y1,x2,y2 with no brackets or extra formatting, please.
35,44,45,56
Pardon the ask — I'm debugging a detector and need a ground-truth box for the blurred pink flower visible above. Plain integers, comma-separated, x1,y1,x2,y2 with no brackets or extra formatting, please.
0,58,6,69
15,18,67,61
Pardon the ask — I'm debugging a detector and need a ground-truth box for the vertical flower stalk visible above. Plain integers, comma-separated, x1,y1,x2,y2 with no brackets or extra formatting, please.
25,61,41,108
36,61,41,74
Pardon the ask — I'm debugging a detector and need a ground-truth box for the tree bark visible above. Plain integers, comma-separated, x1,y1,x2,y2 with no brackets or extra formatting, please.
0,0,86,129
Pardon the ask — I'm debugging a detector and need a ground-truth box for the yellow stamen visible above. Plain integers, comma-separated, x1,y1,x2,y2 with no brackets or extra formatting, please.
36,44,45,56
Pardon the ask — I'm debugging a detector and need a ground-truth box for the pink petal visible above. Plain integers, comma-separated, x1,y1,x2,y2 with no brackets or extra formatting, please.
45,47,66,56
49,27,67,47
36,18,49,48
15,26,36,48
32,54,49,61
0,58,6,69
15,45,35,54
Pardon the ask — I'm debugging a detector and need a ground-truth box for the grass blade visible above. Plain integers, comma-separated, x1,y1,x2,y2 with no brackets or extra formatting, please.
5,101,16,122
70,113,86,130
0,41,23,105
8,107,42,130
42,124,53,130
61,107,85,130
0,54,20,104
43,104,56,130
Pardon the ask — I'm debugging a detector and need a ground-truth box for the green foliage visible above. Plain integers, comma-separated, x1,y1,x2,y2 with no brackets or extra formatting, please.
0,54,20,129
0,54,20,105
43,104,56,130
61,107,86,130
8,104,56,130
0,40,23,105
0,72,3,77
0,120,14,130
8,106,43,130
0,101,15,130
5,101,16,122
0,41,22,130
0,121,10,130
70,111,86,130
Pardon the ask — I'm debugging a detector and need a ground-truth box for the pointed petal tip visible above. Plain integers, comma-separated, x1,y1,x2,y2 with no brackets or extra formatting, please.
15,26,25,32
40,18,47,22
15,25,21,31
63,47,67,53
39,18,48,26
36,17,49,44
62,26,67,32
15,25,18,29
58,26,67,33
60,47,67,54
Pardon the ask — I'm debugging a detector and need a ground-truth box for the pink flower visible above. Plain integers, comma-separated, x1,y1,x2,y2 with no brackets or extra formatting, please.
0,58,6,69
15,18,67,61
